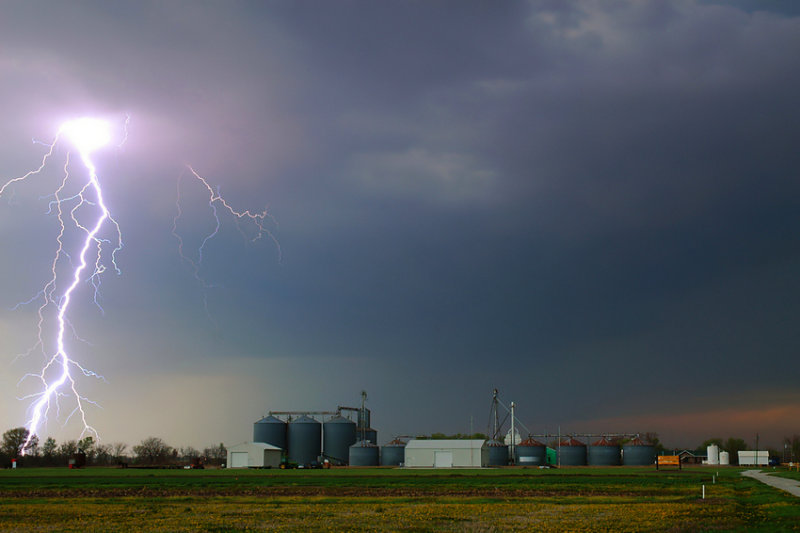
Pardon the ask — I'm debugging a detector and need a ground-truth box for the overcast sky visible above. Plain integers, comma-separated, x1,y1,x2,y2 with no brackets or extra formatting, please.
1,0,798,451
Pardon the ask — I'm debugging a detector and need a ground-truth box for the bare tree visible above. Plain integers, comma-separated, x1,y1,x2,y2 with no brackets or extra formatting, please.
133,437,173,465
110,442,128,463
203,443,227,466
94,443,113,465
180,446,201,462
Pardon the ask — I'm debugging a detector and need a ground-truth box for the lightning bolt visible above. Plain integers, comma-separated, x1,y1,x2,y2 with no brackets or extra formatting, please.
1,118,123,450
172,165,280,317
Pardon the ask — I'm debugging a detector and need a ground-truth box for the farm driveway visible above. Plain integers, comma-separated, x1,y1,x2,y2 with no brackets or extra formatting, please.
741,470,800,497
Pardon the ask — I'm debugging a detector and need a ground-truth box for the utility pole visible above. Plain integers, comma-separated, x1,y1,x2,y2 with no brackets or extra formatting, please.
755,433,759,466
510,401,516,465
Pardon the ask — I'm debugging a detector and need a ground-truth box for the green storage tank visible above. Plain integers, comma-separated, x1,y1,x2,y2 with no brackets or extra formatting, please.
546,447,557,466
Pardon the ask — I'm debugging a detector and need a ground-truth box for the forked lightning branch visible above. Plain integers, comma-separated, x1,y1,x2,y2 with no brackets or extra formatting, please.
0,117,277,452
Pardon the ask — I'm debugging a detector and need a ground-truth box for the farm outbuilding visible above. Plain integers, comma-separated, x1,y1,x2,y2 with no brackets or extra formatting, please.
738,451,769,466
227,442,282,468
404,439,488,468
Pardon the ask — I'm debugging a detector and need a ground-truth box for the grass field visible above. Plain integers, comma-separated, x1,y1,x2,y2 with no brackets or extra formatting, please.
1,466,799,532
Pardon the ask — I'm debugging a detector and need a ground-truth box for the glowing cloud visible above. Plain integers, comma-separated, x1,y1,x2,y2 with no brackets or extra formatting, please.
60,118,111,155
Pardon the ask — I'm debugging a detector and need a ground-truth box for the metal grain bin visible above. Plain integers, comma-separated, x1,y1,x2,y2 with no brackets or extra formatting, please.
546,447,557,466
622,438,655,466
558,438,587,466
357,428,377,445
349,440,379,466
253,415,287,451
588,437,620,466
287,415,321,465
487,439,509,466
515,438,546,466
323,415,357,465
380,439,406,466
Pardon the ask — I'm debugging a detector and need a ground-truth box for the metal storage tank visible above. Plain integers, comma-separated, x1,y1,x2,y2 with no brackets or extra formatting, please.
719,451,730,465
515,438,546,466
357,428,377,445
323,415,357,465
707,444,720,465
558,438,588,466
253,415,287,451
622,438,655,466
380,438,406,466
487,439,509,466
588,437,621,466
546,447,557,466
349,440,379,466
287,415,321,465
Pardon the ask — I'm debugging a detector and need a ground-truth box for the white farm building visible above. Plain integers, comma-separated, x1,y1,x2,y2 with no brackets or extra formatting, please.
404,439,488,468
738,451,769,466
227,441,282,468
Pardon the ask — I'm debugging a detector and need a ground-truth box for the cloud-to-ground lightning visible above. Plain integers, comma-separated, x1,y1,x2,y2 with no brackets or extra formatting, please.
172,166,280,317
0,118,122,451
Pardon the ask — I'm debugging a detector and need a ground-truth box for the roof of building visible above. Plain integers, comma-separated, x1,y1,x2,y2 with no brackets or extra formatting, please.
229,441,283,452
676,450,706,457
406,439,486,449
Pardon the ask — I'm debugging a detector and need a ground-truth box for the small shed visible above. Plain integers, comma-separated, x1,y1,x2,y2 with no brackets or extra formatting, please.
227,441,282,468
404,439,488,468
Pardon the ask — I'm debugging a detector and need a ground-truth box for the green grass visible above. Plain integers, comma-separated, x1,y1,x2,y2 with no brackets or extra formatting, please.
0,466,798,531
0,465,724,497
773,469,800,481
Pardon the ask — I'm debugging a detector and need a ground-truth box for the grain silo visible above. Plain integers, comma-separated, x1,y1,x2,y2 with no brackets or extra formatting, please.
487,439,509,466
357,428,377,445
587,437,621,466
380,438,406,466
558,438,588,466
349,440,379,466
707,444,720,465
622,437,655,466
253,415,287,451
515,438,546,466
287,415,321,465
323,415,357,465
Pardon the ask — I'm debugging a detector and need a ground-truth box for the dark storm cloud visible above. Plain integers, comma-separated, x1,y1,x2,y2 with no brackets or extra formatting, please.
0,0,798,446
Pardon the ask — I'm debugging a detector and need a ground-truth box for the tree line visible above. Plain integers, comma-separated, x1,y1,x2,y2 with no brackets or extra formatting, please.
0,427,227,467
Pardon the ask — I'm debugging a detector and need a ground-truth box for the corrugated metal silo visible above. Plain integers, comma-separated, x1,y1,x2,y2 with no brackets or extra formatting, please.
558,438,588,466
349,440,379,466
253,415,287,450
588,437,620,466
380,438,406,466
323,415,357,465
515,438,546,466
357,428,377,445
287,415,321,465
622,438,655,466
487,439,509,466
